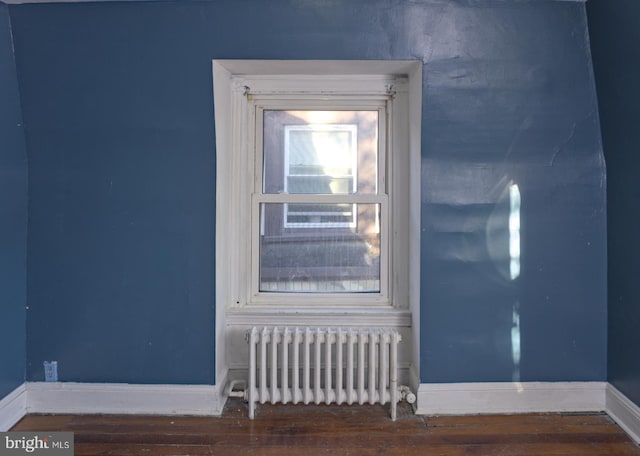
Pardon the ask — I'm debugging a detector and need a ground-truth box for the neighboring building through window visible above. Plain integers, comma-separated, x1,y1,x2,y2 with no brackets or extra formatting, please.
283,122,358,229
260,108,383,294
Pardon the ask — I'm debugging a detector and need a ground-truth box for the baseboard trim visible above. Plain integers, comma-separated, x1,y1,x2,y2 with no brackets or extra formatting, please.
0,384,27,431
25,382,227,416
605,384,640,444
5,379,639,445
415,382,607,416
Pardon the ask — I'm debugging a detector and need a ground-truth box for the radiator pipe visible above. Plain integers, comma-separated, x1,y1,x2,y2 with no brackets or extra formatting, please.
227,379,247,399
229,379,416,405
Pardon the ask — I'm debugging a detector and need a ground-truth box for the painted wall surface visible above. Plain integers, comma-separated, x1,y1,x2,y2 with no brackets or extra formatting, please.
0,2,27,398
588,0,640,406
8,0,606,385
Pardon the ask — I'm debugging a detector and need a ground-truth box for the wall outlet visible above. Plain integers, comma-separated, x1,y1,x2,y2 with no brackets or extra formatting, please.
44,361,58,382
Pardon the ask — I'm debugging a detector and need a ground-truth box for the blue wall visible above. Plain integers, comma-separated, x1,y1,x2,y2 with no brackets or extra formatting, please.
0,2,27,399
8,0,606,385
588,0,640,407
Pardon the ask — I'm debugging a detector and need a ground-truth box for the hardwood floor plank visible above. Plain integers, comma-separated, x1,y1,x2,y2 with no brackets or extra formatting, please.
10,399,640,456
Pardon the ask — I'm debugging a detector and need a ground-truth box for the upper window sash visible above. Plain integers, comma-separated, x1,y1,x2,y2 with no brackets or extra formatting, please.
252,99,389,199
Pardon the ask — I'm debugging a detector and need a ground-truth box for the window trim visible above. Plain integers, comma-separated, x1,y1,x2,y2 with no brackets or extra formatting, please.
213,61,420,317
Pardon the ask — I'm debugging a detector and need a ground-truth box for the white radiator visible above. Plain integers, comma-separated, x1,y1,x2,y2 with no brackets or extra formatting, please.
246,327,403,420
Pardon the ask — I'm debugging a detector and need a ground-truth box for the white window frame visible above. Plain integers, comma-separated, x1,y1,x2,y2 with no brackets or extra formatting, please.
250,94,391,306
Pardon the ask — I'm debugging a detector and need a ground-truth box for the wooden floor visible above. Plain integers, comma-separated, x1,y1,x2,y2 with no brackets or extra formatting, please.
11,399,640,455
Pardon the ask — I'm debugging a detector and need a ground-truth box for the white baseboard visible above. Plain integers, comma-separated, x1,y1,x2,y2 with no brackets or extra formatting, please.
415,382,607,416
606,383,640,445
26,382,227,416
4,379,640,446
0,384,27,431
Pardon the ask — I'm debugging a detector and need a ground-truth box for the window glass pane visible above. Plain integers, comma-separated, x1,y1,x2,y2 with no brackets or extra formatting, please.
288,128,354,179
263,110,378,195
259,203,381,293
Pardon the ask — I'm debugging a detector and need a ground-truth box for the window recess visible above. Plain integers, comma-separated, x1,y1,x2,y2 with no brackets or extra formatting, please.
218,69,411,310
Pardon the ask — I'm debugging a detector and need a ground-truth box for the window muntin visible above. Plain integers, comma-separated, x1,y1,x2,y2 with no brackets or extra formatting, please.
253,103,388,299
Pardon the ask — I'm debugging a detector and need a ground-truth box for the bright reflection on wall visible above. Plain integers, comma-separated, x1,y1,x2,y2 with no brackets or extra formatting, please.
509,184,521,280
483,180,523,381
509,183,521,382
512,300,521,382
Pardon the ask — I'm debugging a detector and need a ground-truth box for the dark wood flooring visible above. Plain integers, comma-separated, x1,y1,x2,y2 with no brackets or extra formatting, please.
11,398,640,455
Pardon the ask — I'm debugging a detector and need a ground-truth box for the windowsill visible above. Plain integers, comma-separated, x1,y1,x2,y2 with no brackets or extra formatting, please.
225,306,412,327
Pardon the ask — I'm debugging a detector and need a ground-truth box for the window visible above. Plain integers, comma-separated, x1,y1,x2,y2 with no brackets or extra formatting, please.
258,106,385,295
213,60,419,312
250,91,393,304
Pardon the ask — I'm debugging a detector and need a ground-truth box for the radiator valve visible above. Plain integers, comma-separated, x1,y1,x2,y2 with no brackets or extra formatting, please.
399,385,416,404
